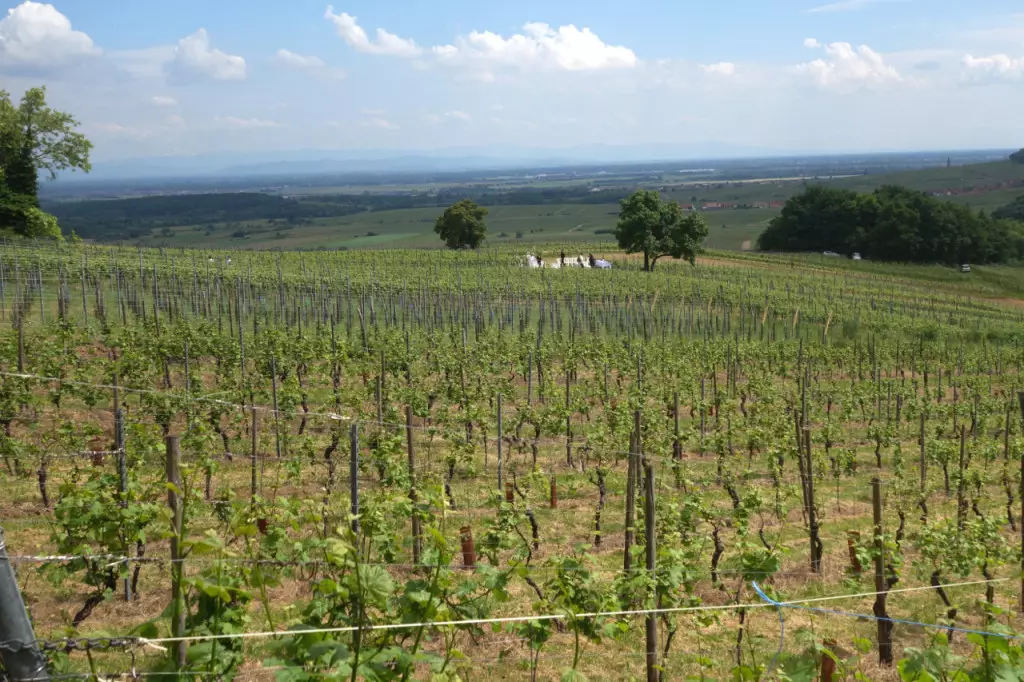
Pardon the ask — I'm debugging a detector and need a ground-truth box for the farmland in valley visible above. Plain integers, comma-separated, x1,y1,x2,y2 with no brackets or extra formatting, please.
43,155,1024,253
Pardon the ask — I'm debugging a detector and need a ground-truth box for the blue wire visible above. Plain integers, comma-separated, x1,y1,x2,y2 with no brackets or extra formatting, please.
752,581,786,678
751,582,1023,641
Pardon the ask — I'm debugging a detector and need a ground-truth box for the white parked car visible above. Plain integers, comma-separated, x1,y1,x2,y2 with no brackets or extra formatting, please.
852,253,862,261
961,264,971,273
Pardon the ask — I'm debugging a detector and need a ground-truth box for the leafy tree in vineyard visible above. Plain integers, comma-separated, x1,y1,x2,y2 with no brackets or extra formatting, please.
434,199,488,250
0,87,92,239
615,190,708,271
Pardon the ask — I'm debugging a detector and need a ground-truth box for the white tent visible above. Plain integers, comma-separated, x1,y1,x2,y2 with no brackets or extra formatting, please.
520,254,611,269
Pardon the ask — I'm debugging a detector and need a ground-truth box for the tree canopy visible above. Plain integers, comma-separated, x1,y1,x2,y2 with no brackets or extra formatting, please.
757,184,1024,265
614,189,708,271
434,199,488,249
0,87,92,239
1010,148,1024,165
994,195,1024,222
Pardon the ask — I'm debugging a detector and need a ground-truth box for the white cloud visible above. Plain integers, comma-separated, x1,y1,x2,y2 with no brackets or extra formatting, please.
804,38,822,49
962,54,1024,82
360,117,399,130
272,49,326,69
166,29,247,82
106,46,175,79
432,22,637,74
806,0,897,13
426,110,472,124
701,62,735,76
216,116,283,129
0,1,100,72
151,95,178,107
93,123,130,134
963,19,1024,48
271,48,346,80
324,6,421,57
89,122,151,139
796,41,902,88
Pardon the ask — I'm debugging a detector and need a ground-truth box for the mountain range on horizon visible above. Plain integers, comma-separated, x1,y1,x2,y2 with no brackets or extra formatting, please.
70,142,777,181
56,144,1017,184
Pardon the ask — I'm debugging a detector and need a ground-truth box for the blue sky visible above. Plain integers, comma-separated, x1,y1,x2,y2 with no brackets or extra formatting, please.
2,0,1024,162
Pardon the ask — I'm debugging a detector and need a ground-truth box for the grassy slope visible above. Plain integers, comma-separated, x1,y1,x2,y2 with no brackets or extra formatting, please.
132,161,1024,252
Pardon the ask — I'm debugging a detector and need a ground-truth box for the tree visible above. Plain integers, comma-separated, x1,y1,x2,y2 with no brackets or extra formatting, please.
757,185,872,255
0,87,91,239
758,184,1024,265
434,199,488,249
0,87,93,192
614,190,708,271
994,196,1024,221
1010,148,1024,165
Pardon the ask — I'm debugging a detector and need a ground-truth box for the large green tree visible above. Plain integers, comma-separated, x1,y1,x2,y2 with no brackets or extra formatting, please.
614,189,708,271
994,196,1024,221
759,184,1024,265
1010,148,1024,165
434,199,488,249
0,86,92,238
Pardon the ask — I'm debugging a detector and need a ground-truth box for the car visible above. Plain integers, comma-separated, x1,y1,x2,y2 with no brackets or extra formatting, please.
960,264,971,273
852,253,862,261
823,250,840,257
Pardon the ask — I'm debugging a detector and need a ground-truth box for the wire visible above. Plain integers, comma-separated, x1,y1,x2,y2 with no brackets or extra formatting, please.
0,552,837,579
753,578,1023,641
109,576,1013,650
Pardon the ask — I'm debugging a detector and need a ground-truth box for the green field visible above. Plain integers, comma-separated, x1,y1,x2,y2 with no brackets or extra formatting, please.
137,204,781,251
125,161,1024,253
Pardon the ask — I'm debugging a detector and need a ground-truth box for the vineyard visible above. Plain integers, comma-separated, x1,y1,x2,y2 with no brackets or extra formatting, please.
3,243,1024,681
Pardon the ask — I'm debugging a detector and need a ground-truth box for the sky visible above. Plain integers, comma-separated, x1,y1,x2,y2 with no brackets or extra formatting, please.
1,0,1024,163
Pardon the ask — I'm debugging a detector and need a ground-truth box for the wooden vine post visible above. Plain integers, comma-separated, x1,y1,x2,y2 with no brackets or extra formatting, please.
872,477,893,665
350,423,359,535
672,391,682,488
165,435,187,669
624,414,639,572
113,371,130,602
805,428,822,573
460,526,476,568
644,453,658,682
1018,392,1024,613
497,393,503,492
919,411,927,491
565,370,573,467
406,405,422,564
799,369,822,572
249,406,258,504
